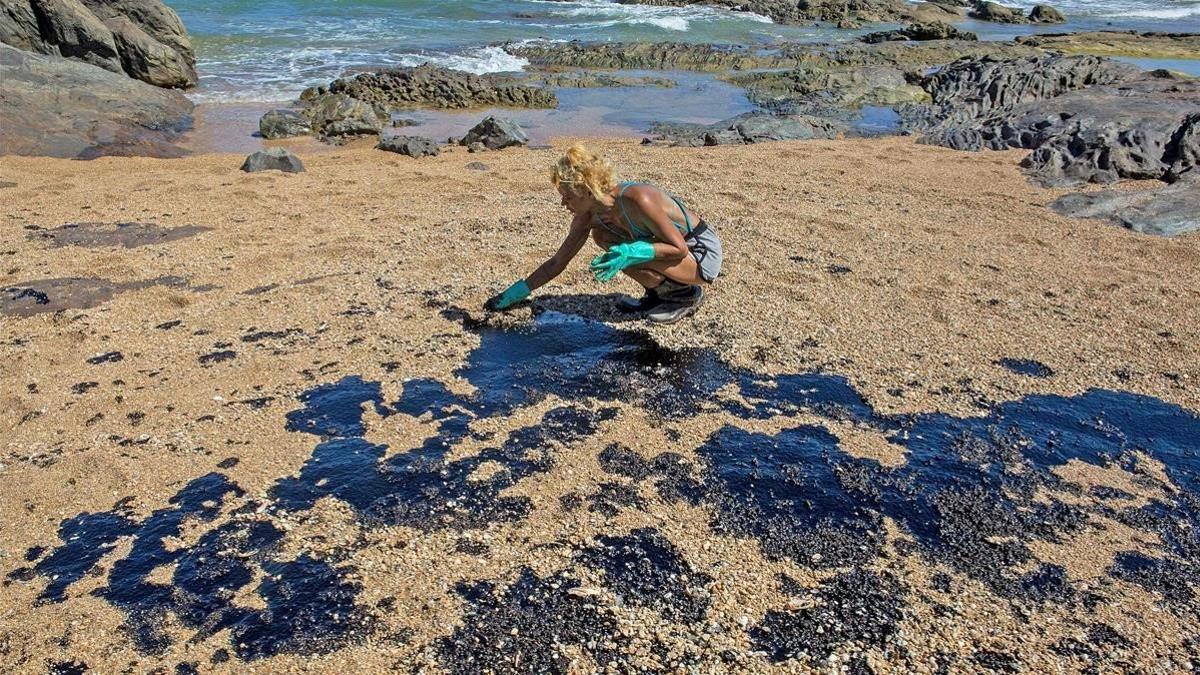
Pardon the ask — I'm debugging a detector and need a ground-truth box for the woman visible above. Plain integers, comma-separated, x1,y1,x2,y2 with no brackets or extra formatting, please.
485,144,723,324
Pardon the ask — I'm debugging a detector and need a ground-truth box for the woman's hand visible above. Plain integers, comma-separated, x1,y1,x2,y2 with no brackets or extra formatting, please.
485,280,530,311
590,241,656,282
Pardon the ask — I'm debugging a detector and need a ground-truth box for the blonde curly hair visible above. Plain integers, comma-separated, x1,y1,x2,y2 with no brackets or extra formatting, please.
550,143,616,201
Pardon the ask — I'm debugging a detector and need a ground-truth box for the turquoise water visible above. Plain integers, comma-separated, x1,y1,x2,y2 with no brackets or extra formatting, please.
174,0,1200,103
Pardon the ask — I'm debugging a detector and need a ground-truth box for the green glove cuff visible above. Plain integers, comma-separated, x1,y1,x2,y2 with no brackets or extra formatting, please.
491,279,530,310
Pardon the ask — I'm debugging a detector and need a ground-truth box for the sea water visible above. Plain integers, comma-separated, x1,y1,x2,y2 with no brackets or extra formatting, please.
175,0,1200,104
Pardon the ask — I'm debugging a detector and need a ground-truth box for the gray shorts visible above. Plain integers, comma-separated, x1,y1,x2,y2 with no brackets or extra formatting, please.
686,220,723,283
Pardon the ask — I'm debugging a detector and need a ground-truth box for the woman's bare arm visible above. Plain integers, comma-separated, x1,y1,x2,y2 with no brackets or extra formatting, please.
526,211,591,290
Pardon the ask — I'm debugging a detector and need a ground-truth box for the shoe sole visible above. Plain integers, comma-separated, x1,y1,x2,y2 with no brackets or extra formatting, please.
647,291,705,324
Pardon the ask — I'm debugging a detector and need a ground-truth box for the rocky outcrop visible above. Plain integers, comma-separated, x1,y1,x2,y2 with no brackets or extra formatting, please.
731,64,928,111
920,55,1139,120
906,56,1200,185
1027,4,1065,23
969,1,1064,24
305,93,389,139
0,43,192,158
308,64,556,110
1050,171,1200,236
1014,31,1200,59
509,39,1040,74
377,135,440,158
861,22,977,43
460,116,528,150
647,113,843,146
241,148,305,173
615,0,963,26
259,109,311,140
529,72,676,89
0,0,195,87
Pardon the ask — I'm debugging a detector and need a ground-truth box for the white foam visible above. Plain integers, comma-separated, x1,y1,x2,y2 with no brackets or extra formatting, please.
537,0,774,31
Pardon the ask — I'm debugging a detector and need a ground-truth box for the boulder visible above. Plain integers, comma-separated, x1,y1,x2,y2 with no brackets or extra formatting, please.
1027,4,1065,23
79,0,195,72
968,1,1021,23
29,0,121,72
1,0,45,52
1,0,197,87
460,116,528,150
1050,172,1200,236
732,64,929,111
0,42,191,158
648,113,844,146
305,93,388,139
258,108,312,139
240,148,305,173
377,135,439,158
326,64,556,109
102,15,190,87
861,22,977,43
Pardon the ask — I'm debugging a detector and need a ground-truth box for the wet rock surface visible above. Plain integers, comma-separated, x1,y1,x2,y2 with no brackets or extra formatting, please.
648,113,845,146
862,22,978,43
257,108,311,140
9,309,1200,668
312,63,556,110
1014,30,1200,59
1049,171,1200,236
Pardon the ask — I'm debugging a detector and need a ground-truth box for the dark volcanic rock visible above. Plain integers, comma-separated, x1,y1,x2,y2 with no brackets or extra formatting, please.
0,43,192,157
1013,31,1200,60
922,54,1139,120
613,0,962,26
240,148,305,173
906,54,1200,185
376,135,440,158
459,116,528,150
26,0,122,73
1028,4,1066,23
649,113,844,147
1050,171,1200,236
862,22,978,43
258,108,312,139
2,0,196,87
732,64,928,111
304,93,388,139
320,63,556,110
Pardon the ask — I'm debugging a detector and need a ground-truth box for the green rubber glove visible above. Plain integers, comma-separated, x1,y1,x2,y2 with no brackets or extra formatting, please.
485,280,530,311
589,241,656,283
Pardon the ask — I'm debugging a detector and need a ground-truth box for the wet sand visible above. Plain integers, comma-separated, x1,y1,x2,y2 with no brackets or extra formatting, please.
1,137,1199,673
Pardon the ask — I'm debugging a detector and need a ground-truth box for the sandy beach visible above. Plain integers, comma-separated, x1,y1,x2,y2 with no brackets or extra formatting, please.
2,137,1199,673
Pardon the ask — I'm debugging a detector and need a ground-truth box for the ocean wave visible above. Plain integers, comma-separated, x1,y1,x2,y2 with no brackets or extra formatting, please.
535,0,773,32
188,45,530,103
999,0,1200,19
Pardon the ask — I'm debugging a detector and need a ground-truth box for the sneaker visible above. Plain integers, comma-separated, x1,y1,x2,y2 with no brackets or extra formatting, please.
647,286,705,324
617,287,662,313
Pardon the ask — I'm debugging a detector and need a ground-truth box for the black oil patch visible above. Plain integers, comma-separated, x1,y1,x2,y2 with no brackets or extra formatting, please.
439,568,624,674
577,528,712,623
750,568,906,663
27,222,210,249
16,309,1200,667
1,277,192,317
996,358,1055,378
